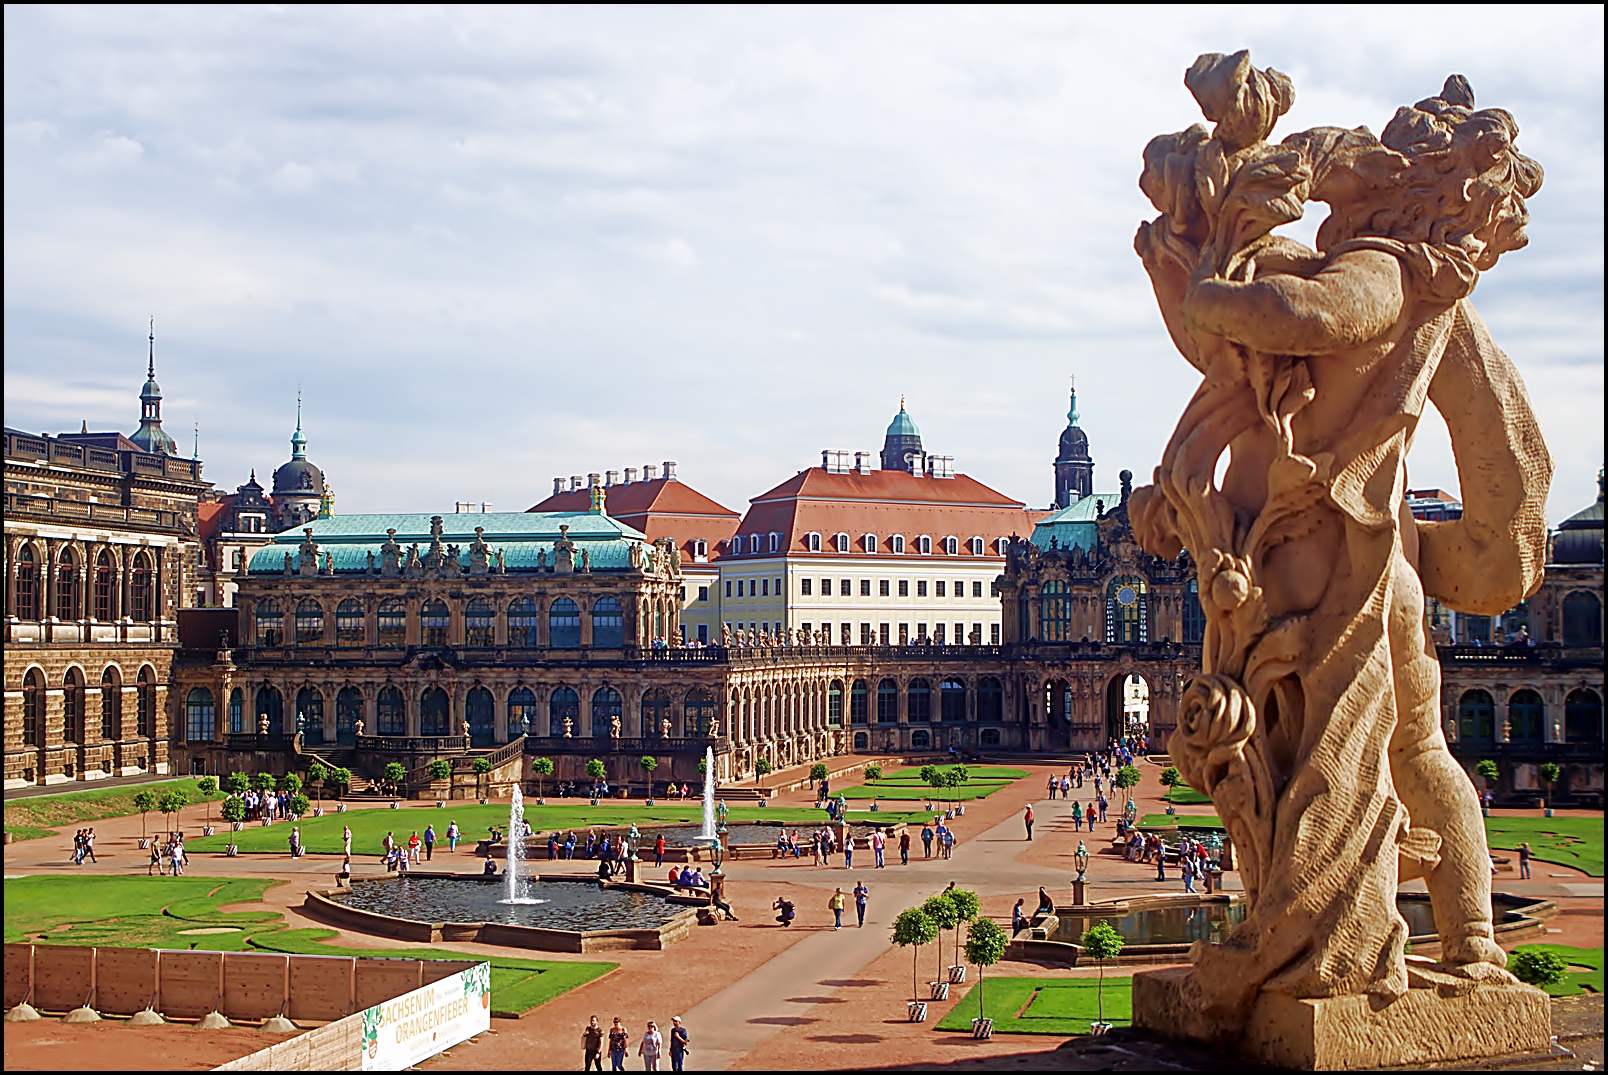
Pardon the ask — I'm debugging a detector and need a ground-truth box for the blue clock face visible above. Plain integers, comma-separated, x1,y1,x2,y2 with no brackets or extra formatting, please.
1116,586,1138,607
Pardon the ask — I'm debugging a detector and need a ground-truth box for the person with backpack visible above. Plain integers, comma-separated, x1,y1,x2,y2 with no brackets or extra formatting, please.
773,897,796,926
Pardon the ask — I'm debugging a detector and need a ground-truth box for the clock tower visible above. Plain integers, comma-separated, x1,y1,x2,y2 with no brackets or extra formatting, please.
1053,383,1093,508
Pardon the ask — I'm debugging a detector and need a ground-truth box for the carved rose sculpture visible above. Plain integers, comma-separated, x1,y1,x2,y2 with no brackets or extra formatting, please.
1133,51,1550,1036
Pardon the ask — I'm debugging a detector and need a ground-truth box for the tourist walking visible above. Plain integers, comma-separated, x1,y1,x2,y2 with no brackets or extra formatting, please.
582,1015,604,1071
639,1020,663,1071
942,826,956,859
1060,775,1071,799
1086,801,1098,833
1023,803,1034,841
843,833,855,869
654,833,666,867
1072,800,1083,831
811,831,822,867
1047,775,1058,799
607,1016,629,1072
343,825,352,856
1156,847,1166,882
85,828,98,863
1518,842,1532,879
872,828,886,868
1182,851,1196,893
669,1016,689,1072
830,887,845,930
853,880,869,927
171,838,185,876
423,824,436,861
408,831,422,863
899,829,910,865
921,823,934,858
447,820,460,853
383,831,395,860
1098,795,1108,823
289,826,302,858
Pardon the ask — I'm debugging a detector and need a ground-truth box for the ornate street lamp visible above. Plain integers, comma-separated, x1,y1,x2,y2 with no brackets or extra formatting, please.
1075,840,1090,882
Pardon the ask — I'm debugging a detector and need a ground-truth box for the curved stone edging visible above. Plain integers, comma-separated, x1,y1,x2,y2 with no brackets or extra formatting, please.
301,876,701,953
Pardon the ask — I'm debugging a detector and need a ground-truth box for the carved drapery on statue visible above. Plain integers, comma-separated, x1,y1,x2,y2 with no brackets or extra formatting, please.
1128,50,1552,1040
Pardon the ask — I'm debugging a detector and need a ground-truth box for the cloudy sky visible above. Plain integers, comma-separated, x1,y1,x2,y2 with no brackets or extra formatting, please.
5,6,1602,523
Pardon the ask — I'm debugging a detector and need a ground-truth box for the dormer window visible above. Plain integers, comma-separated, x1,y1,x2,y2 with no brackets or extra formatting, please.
942,536,958,555
834,532,850,552
969,536,985,556
805,532,822,552
694,539,708,559
915,536,931,555
769,532,782,553
732,535,745,555
863,534,878,553
890,535,906,554
750,533,761,554
994,537,1009,555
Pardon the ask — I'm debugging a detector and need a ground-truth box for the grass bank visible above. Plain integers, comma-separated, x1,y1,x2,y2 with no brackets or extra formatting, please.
934,975,1132,1035
5,777,228,842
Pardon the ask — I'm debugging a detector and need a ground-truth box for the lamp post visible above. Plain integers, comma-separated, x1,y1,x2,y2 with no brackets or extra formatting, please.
710,833,726,902
1073,841,1090,905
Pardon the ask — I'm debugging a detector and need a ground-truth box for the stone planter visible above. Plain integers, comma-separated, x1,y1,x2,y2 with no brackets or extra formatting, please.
202,826,216,837
336,803,347,813
138,838,152,850
313,808,323,817
971,1017,994,1039
232,821,244,832
948,965,967,984
390,802,400,810
436,801,446,809
907,1001,927,1022
1090,1021,1113,1036
226,845,239,857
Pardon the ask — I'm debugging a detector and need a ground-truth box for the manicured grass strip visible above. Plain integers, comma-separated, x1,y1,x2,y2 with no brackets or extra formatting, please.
4,777,228,835
3,824,59,843
1164,785,1213,805
3,875,285,950
879,766,1028,782
1139,814,1222,829
1511,945,1603,997
181,802,931,856
249,928,615,1015
839,784,1004,801
1484,816,1603,878
935,975,1132,1035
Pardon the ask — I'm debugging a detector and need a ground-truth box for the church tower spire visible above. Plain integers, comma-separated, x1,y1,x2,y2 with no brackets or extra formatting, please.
130,317,178,455
1053,376,1093,508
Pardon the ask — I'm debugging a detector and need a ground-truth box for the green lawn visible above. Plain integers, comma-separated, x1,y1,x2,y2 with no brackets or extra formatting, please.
1485,816,1603,878
182,802,931,856
1164,785,1213,805
3,875,613,1016
1511,945,1603,997
935,975,1132,1034
839,783,1006,801
5,777,229,843
877,766,1028,782
1140,814,1223,829
249,928,615,1016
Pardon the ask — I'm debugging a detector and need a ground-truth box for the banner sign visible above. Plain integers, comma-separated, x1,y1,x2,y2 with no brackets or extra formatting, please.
361,962,491,1070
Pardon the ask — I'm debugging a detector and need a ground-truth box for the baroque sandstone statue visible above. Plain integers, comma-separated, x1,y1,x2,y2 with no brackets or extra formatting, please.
1129,51,1552,1067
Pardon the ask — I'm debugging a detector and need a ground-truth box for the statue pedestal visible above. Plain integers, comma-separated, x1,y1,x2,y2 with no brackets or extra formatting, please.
1132,966,1551,1071
1071,879,1087,906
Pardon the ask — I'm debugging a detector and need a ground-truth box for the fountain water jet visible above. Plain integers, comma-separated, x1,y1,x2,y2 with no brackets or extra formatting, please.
700,746,717,841
502,782,544,905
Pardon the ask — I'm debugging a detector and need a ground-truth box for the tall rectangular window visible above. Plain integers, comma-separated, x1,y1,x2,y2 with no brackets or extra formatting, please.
935,580,946,597
879,623,890,644
840,579,851,596
955,622,965,643
840,622,851,645
737,580,745,597
973,580,983,597
698,624,708,643
990,623,1000,644
861,623,873,645
801,622,811,638
698,586,709,602
957,579,966,596
879,580,890,597
820,578,832,596
933,623,946,644
774,577,782,595
725,581,732,597
899,623,910,645
761,579,768,597
801,578,813,596
917,580,928,597
972,622,982,644
860,579,871,596
898,580,909,597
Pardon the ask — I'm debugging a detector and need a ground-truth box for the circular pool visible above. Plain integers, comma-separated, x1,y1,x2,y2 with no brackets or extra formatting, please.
331,876,685,932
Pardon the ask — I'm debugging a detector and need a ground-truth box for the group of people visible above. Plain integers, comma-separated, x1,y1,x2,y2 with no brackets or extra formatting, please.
237,787,292,822
547,829,636,862
144,832,186,875
70,827,99,865
551,780,610,799
665,864,708,889
582,1014,690,1072
921,819,957,859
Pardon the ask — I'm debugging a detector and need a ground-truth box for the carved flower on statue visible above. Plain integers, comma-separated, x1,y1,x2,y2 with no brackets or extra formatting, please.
1184,50,1294,153
1174,673,1256,789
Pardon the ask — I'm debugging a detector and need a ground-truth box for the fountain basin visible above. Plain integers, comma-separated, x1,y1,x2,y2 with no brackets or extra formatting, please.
1011,892,1554,966
486,820,899,863
306,874,702,953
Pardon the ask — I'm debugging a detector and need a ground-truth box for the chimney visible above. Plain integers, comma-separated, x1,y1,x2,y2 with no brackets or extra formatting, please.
854,451,873,474
643,464,659,481
570,475,583,492
481,502,491,513
663,461,677,482
624,467,638,485
588,472,602,489
553,477,565,496
605,470,620,487
907,451,925,475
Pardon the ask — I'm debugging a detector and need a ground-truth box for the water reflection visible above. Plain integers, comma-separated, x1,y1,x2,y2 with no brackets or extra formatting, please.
335,876,683,930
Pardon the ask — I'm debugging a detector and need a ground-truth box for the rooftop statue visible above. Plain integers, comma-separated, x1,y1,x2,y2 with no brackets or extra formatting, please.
1128,51,1552,1066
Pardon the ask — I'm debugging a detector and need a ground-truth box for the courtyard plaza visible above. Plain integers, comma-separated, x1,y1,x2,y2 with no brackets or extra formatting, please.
4,754,1602,1071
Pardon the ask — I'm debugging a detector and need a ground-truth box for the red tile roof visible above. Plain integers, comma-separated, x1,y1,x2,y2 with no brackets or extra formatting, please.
527,478,741,562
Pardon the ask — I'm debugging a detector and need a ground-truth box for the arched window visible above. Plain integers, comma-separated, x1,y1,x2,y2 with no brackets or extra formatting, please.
834,533,850,553
731,535,744,555
863,534,879,553
684,688,717,737
228,687,243,735
592,597,624,648
550,598,581,649
22,668,44,747
1565,689,1603,744
508,597,539,647
943,536,958,555
828,680,843,726
977,677,1003,722
769,532,781,553
907,678,931,723
890,535,905,554
806,532,822,552
459,599,493,647
101,666,124,739
130,551,154,622
335,600,364,646
1507,689,1544,743
591,686,622,736
421,600,449,647
296,687,324,744
969,536,985,556
295,599,324,645
136,665,156,738
1040,581,1071,641
420,687,450,736
93,550,114,620
336,687,363,743
467,686,495,746
941,678,967,722
877,679,898,724
853,731,869,751
185,687,215,743
549,687,579,736
1106,575,1148,643
1458,690,1494,742
850,679,868,725
376,686,406,736
63,668,84,743
256,600,283,646
507,686,538,739
255,685,282,736
980,727,1001,746
56,548,79,620
916,536,932,555
1183,578,1206,644
910,729,931,749
643,688,672,737
1563,591,1602,648
14,544,39,620
376,600,406,647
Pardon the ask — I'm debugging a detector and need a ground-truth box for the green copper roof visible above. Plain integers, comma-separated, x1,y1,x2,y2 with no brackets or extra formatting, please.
1030,492,1120,553
886,406,920,439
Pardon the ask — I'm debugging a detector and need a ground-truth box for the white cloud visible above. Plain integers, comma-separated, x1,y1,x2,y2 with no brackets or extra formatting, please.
2,6,1601,525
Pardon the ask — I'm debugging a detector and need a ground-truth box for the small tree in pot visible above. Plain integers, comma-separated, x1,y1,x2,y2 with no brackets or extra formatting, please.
330,767,352,801
1539,762,1561,816
133,789,158,845
754,757,772,787
157,788,190,836
532,757,554,801
196,776,219,830
1114,764,1141,807
863,763,882,784
1081,921,1125,1033
809,763,828,790
224,771,250,799
383,762,406,798
963,917,1009,1037
221,795,247,830
306,763,327,810
944,887,981,981
640,755,658,802
1159,766,1182,814
892,907,939,1018
473,757,493,800
922,893,962,992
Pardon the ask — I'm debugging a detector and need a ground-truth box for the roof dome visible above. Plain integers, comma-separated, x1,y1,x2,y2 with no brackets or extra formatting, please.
1058,423,1089,458
272,402,323,496
886,404,920,439
1552,470,1604,565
